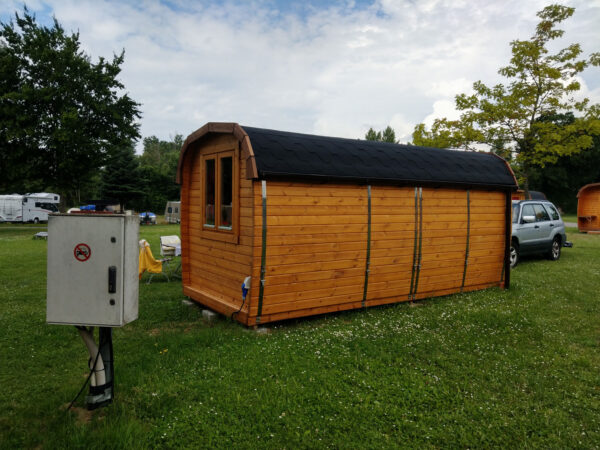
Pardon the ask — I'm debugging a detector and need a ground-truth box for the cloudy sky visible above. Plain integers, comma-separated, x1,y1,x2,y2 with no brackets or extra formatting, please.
1,0,599,148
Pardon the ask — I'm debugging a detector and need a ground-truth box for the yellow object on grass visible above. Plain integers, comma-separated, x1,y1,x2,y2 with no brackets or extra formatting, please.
139,239,162,279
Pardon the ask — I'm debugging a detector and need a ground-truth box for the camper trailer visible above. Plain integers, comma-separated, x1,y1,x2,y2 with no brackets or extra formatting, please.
0,195,24,222
165,201,181,224
22,193,60,222
0,193,60,223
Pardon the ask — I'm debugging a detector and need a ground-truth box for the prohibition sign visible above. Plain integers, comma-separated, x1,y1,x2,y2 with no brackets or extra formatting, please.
74,243,91,262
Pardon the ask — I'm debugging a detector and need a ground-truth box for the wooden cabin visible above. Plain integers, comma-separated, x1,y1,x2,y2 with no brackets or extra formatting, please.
176,123,518,326
512,190,526,201
512,190,546,201
577,183,600,233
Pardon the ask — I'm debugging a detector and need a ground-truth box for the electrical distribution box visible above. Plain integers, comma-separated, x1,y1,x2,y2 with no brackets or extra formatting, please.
47,214,139,326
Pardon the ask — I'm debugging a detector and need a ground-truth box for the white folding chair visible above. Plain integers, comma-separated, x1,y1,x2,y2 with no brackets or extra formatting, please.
159,235,181,277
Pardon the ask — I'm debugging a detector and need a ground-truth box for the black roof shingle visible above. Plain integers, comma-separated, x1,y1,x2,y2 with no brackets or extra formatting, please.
243,126,517,189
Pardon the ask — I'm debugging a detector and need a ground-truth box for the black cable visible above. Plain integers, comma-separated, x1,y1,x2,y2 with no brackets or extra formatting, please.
231,296,246,320
67,327,104,411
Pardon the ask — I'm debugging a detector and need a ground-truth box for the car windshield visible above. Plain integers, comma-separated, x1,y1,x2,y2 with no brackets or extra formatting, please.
512,204,519,223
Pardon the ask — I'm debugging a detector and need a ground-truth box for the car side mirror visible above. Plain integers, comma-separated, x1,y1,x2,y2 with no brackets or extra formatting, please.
522,215,535,224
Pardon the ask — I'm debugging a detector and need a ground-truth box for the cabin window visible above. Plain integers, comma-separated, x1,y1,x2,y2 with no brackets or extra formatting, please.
220,156,233,230
200,150,238,243
167,207,172,213
205,159,216,226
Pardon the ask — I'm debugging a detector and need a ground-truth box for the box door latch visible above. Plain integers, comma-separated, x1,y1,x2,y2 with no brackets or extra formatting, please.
108,266,117,294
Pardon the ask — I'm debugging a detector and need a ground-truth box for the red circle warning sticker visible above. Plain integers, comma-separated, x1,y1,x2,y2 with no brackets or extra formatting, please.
74,243,91,262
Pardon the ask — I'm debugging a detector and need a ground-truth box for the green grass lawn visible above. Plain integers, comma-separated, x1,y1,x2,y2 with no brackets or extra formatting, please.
1,224,599,448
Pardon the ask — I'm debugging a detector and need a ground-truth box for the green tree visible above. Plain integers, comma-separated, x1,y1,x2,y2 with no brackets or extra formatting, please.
527,113,600,212
0,8,141,202
139,135,182,175
134,135,182,212
412,4,600,184
365,126,397,143
101,144,142,211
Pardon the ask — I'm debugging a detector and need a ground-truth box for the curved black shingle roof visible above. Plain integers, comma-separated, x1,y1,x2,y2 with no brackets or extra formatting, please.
242,126,517,189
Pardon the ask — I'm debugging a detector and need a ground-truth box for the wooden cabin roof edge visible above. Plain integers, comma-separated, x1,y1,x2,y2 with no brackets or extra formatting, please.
577,182,600,198
488,151,519,190
176,122,251,184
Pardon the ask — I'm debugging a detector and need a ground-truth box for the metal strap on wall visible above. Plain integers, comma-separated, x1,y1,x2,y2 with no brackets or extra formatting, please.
412,187,424,300
362,185,372,307
460,190,471,293
256,180,267,323
408,187,419,301
501,190,511,288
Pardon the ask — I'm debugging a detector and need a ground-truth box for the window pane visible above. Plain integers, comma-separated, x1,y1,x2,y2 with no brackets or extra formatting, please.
522,204,534,219
533,204,550,222
220,156,233,229
512,204,519,223
544,204,560,221
205,159,215,226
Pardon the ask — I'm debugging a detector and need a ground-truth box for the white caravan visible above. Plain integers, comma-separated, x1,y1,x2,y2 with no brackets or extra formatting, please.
0,195,24,222
23,193,60,222
164,201,181,224
0,193,60,223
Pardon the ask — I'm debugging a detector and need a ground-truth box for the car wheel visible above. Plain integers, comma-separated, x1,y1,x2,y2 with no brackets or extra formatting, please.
33,217,39,224
548,236,561,261
510,241,519,269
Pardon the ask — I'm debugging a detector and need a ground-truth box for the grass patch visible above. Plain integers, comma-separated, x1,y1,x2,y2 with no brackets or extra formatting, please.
1,224,599,448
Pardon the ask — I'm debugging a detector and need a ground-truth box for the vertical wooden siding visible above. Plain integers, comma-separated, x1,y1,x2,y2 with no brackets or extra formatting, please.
249,182,368,323
181,134,254,321
248,182,506,325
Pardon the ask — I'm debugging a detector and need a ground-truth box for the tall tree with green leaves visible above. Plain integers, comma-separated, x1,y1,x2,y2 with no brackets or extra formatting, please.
101,144,142,212
365,126,397,143
527,113,600,212
0,8,141,202
135,135,183,212
412,4,600,184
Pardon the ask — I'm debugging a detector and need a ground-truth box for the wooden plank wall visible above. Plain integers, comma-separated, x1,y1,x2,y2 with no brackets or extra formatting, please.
248,182,506,325
249,182,368,323
415,188,505,299
181,134,254,320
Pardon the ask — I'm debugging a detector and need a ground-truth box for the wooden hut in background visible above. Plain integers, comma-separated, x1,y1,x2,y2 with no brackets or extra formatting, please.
176,123,518,326
577,183,600,233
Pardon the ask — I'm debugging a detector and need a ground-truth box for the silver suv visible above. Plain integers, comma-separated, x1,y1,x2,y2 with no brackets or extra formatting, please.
511,200,572,268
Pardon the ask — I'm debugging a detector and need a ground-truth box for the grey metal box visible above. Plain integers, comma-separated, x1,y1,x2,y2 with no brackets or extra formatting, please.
46,214,139,326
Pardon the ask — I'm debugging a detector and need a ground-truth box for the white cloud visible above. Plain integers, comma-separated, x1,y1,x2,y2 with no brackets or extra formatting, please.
1,0,599,151
422,100,461,128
